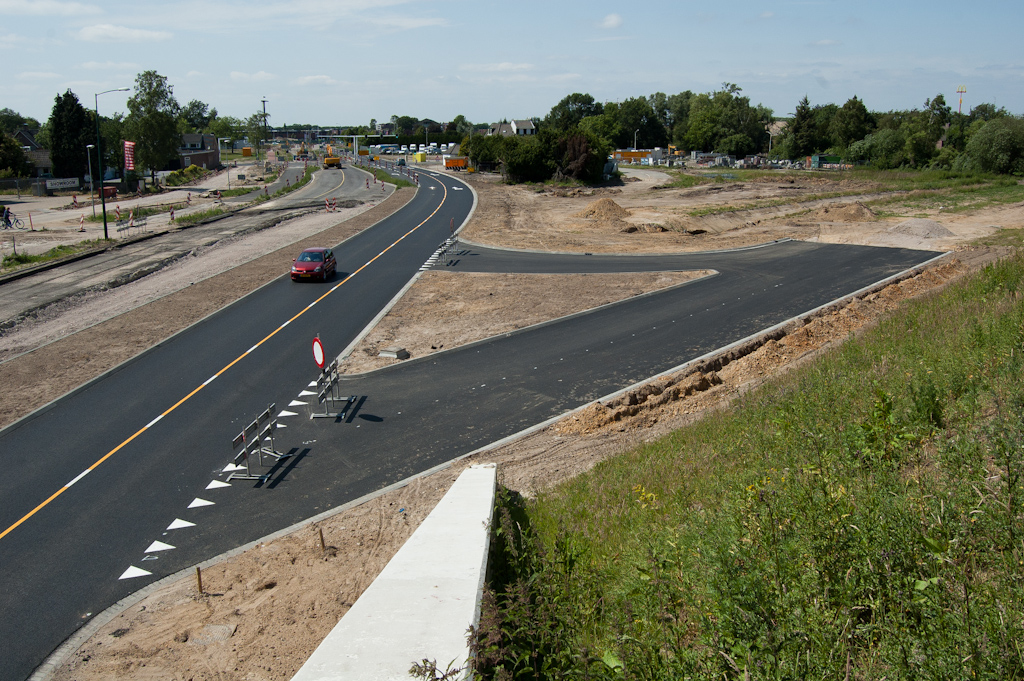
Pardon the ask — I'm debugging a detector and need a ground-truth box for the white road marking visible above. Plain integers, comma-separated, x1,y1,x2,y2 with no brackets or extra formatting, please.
66,469,90,487
145,540,175,553
187,498,215,508
119,566,152,580
278,410,299,417
206,480,231,490
288,400,307,407
166,518,195,530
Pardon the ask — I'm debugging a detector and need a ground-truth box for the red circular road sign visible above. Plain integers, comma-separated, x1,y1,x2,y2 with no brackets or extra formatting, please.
312,337,325,369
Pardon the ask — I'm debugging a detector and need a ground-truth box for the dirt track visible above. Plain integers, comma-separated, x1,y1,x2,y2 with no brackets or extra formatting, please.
22,166,1019,680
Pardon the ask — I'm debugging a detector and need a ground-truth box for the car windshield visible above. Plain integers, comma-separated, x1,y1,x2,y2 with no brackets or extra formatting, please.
298,252,324,262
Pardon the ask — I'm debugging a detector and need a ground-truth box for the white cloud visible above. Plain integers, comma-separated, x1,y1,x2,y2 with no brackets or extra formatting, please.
760,11,774,19
296,75,338,86
0,33,27,48
230,71,277,82
0,0,100,16
78,60,139,70
17,71,61,80
77,24,172,43
459,62,533,73
601,13,623,29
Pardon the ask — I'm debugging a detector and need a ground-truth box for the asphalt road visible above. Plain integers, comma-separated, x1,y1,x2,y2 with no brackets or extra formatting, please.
0,166,941,680
0,170,471,681
0,165,379,326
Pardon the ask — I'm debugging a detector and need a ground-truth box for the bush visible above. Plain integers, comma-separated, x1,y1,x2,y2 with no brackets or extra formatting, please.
165,164,209,187
955,117,1024,175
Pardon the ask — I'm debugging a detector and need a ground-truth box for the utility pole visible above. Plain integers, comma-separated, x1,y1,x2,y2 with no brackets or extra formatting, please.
956,85,967,150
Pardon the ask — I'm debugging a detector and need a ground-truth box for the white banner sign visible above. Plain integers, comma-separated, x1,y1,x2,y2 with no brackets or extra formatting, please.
45,178,81,190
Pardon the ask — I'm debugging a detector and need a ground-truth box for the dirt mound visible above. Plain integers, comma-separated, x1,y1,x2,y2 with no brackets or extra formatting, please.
889,218,955,239
811,202,876,222
574,198,631,219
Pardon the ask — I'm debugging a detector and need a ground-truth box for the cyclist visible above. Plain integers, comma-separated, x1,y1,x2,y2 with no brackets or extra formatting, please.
2,205,11,228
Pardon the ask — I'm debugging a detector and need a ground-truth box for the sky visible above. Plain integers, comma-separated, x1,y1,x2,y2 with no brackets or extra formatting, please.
2,0,1022,129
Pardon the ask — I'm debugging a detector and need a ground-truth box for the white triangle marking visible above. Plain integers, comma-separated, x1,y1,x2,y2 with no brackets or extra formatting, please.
188,497,215,509
166,518,195,530
223,463,245,472
119,566,152,580
279,410,298,417
276,424,287,428
145,540,175,553
206,480,231,490
299,390,316,397
288,400,307,407
308,381,318,387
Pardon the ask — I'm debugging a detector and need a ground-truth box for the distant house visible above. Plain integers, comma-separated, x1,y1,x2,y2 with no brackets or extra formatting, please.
376,122,395,136
511,119,535,136
12,128,53,177
177,133,220,170
486,119,537,137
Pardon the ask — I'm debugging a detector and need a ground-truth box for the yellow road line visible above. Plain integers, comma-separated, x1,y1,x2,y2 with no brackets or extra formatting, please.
0,177,447,543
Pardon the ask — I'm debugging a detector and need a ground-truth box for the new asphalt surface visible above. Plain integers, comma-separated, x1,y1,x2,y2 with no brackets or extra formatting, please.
0,170,471,681
0,168,941,680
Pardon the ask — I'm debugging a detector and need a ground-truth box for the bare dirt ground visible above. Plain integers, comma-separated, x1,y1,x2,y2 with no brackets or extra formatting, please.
22,167,1020,680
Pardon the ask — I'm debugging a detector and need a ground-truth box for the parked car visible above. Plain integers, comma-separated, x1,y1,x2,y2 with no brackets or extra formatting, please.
291,247,337,281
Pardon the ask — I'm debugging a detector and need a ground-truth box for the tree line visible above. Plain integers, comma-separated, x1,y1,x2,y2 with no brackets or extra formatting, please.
3,76,1023,182
456,86,1023,182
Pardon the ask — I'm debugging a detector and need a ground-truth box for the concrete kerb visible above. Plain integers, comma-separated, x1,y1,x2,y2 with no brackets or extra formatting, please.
290,463,497,681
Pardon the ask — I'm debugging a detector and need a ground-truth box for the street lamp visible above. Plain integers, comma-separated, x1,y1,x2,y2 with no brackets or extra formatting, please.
95,87,130,239
219,138,231,189
634,128,640,150
86,144,96,217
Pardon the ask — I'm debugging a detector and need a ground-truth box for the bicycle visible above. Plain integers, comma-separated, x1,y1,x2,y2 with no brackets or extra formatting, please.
3,215,24,229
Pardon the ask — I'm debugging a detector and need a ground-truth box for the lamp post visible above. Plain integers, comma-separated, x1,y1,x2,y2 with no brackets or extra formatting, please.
219,138,231,189
95,87,130,239
634,128,639,150
86,144,96,217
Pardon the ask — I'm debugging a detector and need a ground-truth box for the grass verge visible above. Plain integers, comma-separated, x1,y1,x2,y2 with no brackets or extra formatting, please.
475,251,1024,679
1,238,112,272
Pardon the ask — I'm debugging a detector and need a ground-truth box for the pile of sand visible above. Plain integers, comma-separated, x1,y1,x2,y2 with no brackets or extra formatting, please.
574,198,631,219
811,202,876,222
889,218,955,239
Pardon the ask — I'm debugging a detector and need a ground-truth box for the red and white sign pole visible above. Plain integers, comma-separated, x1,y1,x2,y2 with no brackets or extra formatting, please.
312,336,325,370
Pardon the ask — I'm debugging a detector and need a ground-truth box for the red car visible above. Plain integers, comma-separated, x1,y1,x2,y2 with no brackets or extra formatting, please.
291,247,337,281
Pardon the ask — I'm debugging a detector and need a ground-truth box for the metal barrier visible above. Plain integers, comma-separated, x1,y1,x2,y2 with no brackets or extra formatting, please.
312,360,357,420
228,403,290,481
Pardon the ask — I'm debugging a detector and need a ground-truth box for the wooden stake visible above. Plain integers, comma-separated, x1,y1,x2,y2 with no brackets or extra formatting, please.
196,566,204,594
319,528,326,553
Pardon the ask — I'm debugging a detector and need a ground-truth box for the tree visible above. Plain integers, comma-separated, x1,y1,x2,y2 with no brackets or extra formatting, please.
544,93,603,132
680,85,771,156
49,90,91,179
208,115,243,147
450,115,473,135
667,91,695,147
549,128,609,183
0,133,32,177
125,70,181,175
782,96,818,159
245,112,266,153
180,99,216,133
829,96,874,149
956,117,1024,175
0,108,40,135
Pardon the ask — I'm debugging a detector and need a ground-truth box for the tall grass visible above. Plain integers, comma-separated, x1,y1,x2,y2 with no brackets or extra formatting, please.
476,253,1024,679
